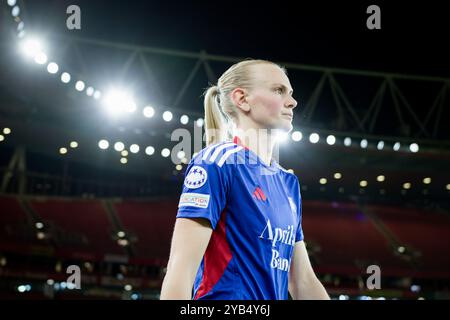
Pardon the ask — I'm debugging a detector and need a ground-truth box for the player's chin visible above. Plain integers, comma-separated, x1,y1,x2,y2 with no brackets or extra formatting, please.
276,119,293,132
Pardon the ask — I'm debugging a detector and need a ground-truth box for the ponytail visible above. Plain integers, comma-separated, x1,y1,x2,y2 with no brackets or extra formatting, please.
204,85,230,146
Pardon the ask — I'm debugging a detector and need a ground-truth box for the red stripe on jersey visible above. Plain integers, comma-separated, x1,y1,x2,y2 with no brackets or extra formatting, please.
194,209,232,299
255,187,267,201
233,136,250,150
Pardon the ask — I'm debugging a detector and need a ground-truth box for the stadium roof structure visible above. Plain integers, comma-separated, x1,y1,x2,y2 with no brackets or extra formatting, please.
0,1,449,203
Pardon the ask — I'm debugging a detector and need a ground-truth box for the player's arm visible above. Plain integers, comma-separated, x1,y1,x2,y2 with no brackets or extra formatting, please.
288,240,330,300
160,217,212,300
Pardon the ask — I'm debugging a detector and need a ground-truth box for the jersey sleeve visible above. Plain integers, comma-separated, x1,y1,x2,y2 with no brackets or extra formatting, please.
295,178,304,243
176,156,232,230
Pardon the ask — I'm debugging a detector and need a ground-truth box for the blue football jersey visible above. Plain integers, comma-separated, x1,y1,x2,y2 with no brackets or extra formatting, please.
176,137,304,300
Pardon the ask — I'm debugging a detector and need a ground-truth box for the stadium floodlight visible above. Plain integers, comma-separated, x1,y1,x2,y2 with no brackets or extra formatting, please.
75,81,85,92
20,38,44,59
3,128,11,135
377,175,385,182
360,139,368,149
377,141,384,150
326,135,336,145
11,5,20,17
360,180,368,187
59,147,67,155
93,90,102,100
120,158,128,164
177,151,186,159
334,173,342,179
409,143,419,153
161,148,170,158
98,140,109,150
196,118,204,127
143,106,155,118
47,62,59,74
103,89,136,115
180,115,189,125
70,141,78,148
291,131,302,142
393,142,401,151
145,146,155,156
114,142,125,152
344,137,352,146
61,72,71,83
34,52,48,65
130,144,140,154
319,178,327,185
86,87,94,96
403,182,411,189
8,0,17,7
309,133,319,144
423,177,431,185
163,111,173,122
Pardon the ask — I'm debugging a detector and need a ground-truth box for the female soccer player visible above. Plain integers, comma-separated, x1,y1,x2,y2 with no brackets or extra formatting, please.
160,59,329,300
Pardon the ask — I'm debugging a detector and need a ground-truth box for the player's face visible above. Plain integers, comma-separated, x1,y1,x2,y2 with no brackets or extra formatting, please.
246,64,298,133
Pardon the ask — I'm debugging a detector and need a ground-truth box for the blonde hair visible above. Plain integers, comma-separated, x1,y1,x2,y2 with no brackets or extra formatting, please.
203,59,286,146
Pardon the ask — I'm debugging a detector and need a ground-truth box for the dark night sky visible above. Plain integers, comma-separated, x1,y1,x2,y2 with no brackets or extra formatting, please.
23,0,450,77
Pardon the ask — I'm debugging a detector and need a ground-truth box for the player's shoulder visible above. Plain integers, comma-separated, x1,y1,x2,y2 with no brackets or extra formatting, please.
191,141,245,168
275,161,299,181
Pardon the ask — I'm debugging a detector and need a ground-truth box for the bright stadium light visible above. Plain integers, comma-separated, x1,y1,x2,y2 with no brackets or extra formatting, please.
409,143,419,153
143,106,155,118
8,0,17,7
309,133,319,144
121,150,128,157
360,139,368,149
103,89,136,115
98,140,109,150
291,131,302,142
319,178,327,185
20,38,44,59
59,147,67,155
93,90,102,100
344,137,352,147
47,62,59,74
75,81,85,92
130,144,140,154
377,141,384,150
114,142,125,152
161,148,170,158
17,21,24,31
180,115,189,125
86,87,94,96
145,146,155,156
360,180,368,187
177,151,186,159
334,173,342,179
393,142,401,151
120,158,128,164
70,141,78,148
11,5,20,17
163,111,173,122
0,135,4,142
3,128,11,134
196,118,204,127
423,177,431,185
176,165,183,171
403,182,411,190
377,175,385,182
34,52,48,65
61,72,71,83
326,135,336,145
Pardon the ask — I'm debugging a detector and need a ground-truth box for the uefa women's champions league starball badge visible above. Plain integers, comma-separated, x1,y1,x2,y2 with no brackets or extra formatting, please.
184,166,208,189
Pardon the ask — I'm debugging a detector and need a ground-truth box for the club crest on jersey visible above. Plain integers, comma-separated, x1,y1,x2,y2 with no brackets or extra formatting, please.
184,166,208,189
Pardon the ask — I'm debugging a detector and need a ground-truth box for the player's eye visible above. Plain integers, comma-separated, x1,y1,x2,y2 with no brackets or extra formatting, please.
275,87,284,94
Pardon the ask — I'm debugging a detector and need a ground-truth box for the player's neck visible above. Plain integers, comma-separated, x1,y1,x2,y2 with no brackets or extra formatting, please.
233,127,276,167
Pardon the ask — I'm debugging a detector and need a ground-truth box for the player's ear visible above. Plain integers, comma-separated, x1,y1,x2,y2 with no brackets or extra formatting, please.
231,87,250,113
